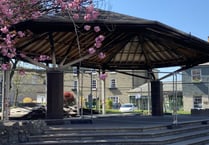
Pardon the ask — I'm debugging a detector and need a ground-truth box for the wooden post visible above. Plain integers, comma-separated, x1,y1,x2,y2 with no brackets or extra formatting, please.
101,79,106,114
46,70,64,119
151,80,164,116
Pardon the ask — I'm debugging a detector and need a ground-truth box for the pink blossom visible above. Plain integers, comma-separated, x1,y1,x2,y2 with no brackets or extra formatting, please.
1,48,8,56
31,0,39,4
1,64,8,71
20,53,26,58
69,1,79,9
92,10,99,19
94,42,102,48
18,69,26,75
68,2,75,9
98,35,105,41
99,73,107,80
1,26,9,33
84,25,91,31
84,14,92,21
86,4,94,13
4,39,12,45
73,14,79,20
56,0,63,4
95,35,105,42
32,12,42,19
9,47,16,52
7,53,15,58
18,31,25,37
1,63,11,70
74,0,81,3
94,26,100,32
0,0,103,71
4,34,12,45
98,52,106,59
5,9,13,18
39,55,51,61
88,47,96,54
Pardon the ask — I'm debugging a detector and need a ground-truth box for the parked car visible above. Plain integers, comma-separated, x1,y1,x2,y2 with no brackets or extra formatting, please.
9,103,46,120
119,103,136,113
63,105,77,117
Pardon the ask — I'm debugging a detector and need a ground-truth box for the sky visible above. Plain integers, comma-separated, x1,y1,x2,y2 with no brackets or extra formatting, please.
103,0,209,80
106,0,209,41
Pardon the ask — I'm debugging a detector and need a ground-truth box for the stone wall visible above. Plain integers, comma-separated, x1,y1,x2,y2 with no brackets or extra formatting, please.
191,109,209,116
0,120,47,145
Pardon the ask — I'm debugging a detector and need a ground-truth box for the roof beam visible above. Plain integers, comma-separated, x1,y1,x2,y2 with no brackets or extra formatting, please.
23,56,49,69
48,32,56,68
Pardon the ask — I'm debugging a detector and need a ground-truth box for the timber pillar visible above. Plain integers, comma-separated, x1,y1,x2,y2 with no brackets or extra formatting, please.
151,80,164,116
46,70,64,119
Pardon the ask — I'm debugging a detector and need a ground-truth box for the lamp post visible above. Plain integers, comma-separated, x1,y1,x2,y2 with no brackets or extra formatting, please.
207,77,209,102
85,70,93,119
172,72,178,125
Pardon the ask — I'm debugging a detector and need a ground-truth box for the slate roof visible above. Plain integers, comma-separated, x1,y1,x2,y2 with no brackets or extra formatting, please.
128,81,182,96
14,9,209,72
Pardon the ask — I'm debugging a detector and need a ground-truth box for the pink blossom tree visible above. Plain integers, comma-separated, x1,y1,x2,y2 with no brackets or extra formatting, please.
0,0,107,79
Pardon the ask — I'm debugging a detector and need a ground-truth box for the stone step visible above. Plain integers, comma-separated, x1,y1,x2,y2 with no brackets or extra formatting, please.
17,124,209,145
168,136,209,145
16,129,209,145
29,124,209,141
44,126,167,134
44,120,209,134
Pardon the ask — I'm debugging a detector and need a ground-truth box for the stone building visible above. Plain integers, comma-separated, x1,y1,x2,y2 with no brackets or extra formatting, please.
64,68,149,108
128,81,182,113
1,68,150,108
182,63,209,112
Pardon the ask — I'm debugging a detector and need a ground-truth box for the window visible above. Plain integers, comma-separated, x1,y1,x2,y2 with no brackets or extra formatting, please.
109,71,116,74
109,96,119,109
72,80,77,90
191,69,201,82
92,69,97,75
129,96,136,104
110,79,117,88
109,96,119,103
73,67,77,76
91,79,97,90
32,75,38,84
193,96,202,109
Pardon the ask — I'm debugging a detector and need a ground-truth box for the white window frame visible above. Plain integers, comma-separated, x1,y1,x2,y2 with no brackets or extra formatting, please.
193,96,202,109
191,69,202,82
91,79,97,90
109,71,117,74
73,80,77,90
110,78,117,88
92,69,97,75
73,67,77,76
109,96,119,103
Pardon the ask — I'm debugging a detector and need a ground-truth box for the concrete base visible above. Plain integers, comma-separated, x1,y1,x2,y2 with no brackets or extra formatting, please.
71,119,93,124
45,120,65,125
167,124,182,129
191,109,209,116
201,121,208,125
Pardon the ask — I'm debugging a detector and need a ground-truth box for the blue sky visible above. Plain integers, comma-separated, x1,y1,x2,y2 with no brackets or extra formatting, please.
107,0,209,41
105,0,209,80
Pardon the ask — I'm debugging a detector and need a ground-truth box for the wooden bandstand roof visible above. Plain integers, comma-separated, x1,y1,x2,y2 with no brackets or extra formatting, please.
14,10,209,72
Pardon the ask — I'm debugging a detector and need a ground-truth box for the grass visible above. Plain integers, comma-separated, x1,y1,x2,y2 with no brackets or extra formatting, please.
105,109,191,115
